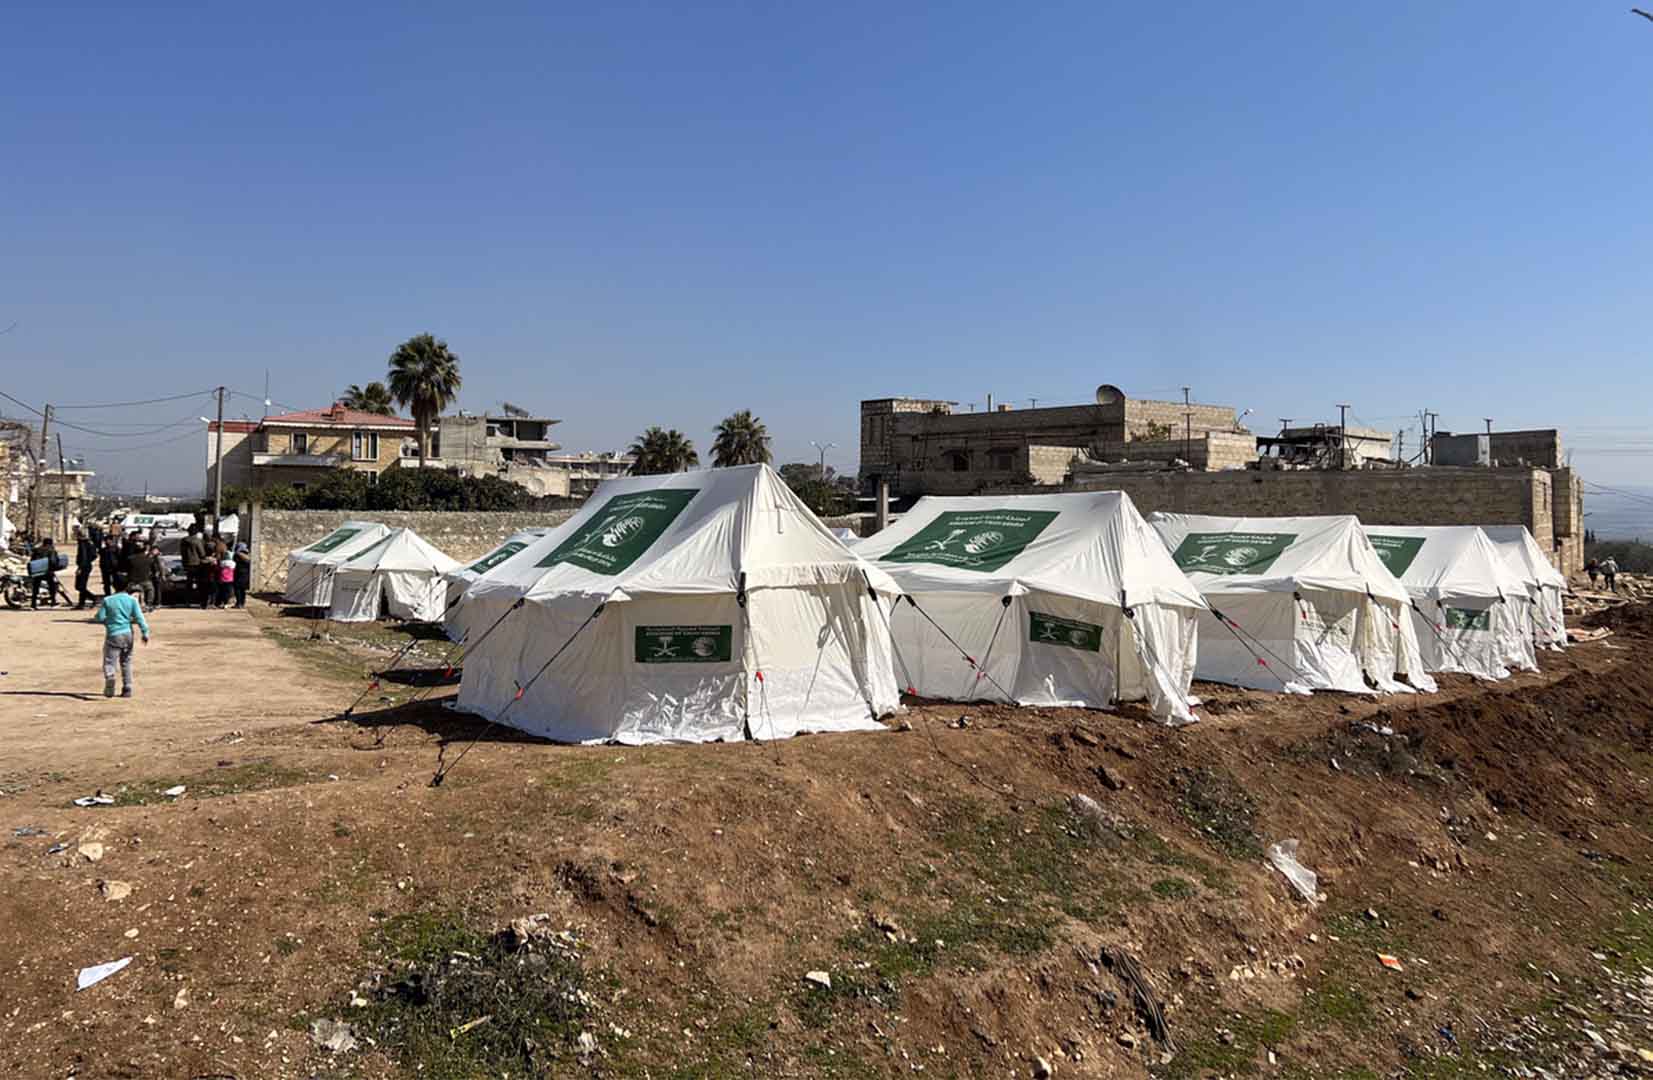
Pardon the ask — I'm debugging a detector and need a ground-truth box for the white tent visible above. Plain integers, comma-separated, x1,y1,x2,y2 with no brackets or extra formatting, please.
1364,525,1537,679
442,527,554,641
328,527,461,623
1148,513,1434,695
284,521,393,606
456,465,901,744
853,492,1208,724
1481,525,1568,651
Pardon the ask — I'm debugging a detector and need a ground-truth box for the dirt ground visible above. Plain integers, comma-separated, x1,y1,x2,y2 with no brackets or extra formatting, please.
3,597,1653,1079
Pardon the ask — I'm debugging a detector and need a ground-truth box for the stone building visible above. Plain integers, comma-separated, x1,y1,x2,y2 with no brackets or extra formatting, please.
859,385,1245,498
208,406,417,491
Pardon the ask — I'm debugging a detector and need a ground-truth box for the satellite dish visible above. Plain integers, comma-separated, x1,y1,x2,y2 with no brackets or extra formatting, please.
1095,384,1124,405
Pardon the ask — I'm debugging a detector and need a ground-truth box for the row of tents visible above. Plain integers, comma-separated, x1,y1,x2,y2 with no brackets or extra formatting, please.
281,465,1570,744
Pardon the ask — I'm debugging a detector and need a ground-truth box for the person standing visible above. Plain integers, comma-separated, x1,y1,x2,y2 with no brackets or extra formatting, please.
1603,556,1619,594
99,531,122,596
125,538,159,609
29,537,69,609
1586,558,1600,590
213,541,234,608
182,523,208,608
233,541,251,609
93,582,150,698
73,526,98,610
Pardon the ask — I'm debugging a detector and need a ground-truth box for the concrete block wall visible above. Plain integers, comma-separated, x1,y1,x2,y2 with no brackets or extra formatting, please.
1077,432,1258,472
1122,399,1237,437
1027,445,1081,484
250,508,578,593
1069,466,1581,573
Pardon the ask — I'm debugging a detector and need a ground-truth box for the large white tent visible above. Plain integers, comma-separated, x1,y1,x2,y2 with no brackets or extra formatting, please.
442,527,554,641
456,465,901,744
328,527,461,623
283,521,393,607
853,492,1208,723
1481,525,1568,651
1364,525,1537,679
1148,513,1434,694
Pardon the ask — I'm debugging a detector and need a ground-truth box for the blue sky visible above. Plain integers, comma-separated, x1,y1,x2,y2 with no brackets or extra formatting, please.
3,2,1651,505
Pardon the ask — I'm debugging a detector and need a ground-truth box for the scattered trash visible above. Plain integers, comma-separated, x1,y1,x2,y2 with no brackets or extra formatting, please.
99,880,132,901
804,970,833,990
953,715,971,729
450,1015,492,1039
1378,954,1404,972
162,785,186,798
1266,839,1319,904
1033,1054,1055,1078
76,956,132,991
1353,720,1395,737
1103,948,1174,1051
575,1029,598,1060
72,792,115,807
12,826,46,837
46,841,68,855
78,842,105,863
309,1018,358,1054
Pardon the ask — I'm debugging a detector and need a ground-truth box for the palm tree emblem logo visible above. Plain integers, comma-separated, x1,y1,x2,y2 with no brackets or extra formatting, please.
964,530,1006,555
1222,545,1261,568
600,515,646,548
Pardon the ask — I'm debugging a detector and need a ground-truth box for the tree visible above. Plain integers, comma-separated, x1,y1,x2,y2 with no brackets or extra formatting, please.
711,410,771,468
340,381,396,416
386,333,463,466
778,462,856,516
629,427,699,475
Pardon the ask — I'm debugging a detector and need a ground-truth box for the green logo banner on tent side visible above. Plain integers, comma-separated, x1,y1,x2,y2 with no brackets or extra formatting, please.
306,527,363,554
1170,532,1297,576
1028,611,1102,652
1443,607,1492,632
880,509,1059,573
1367,534,1426,577
634,625,733,664
468,541,528,575
536,489,699,575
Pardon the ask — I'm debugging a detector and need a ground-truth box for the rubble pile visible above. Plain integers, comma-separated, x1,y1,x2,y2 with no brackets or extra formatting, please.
1565,574,1653,618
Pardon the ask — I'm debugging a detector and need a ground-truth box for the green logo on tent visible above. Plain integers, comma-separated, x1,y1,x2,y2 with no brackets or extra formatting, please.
306,527,363,554
635,625,733,664
1367,534,1426,577
881,510,1058,573
1443,607,1491,632
468,541,528,575
537,489,698,575
1171,532,1297,576
1028,612,1102,652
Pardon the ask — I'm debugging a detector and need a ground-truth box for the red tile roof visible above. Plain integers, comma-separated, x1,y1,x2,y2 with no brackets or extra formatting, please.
261,405,415,429
207,420,260,433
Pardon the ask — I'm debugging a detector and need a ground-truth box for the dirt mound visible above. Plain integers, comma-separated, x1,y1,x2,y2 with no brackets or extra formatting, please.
1582,598,1653,636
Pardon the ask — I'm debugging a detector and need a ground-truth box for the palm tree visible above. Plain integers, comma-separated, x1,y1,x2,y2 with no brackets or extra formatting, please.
386,334,463,466
340,381,396,416
711,410,771,468
628,427,700,475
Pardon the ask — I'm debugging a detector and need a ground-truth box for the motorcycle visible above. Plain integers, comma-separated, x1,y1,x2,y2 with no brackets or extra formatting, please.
2,572,28,610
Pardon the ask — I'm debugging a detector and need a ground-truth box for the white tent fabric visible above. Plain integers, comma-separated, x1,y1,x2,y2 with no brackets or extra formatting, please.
328,527,461,623
456,465,901,744
1148,513,1435,695
283,521,393,606
1363,525,1537,679
1481,525,1568,651
852,492,1208,724
442,527,554,641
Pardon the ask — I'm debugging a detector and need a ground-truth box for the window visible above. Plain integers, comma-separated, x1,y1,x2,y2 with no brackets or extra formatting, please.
988,448,1015,471
943,450,970,472
352,431,380,461
291,432,308,455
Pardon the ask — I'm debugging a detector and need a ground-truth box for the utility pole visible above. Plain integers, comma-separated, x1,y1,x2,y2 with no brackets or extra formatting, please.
1336,403,1351,469
56,433,70,539
27,404,51,540
1424,410,1439,465
1028,397,1038,409
212,385,226,536
1181,386,1192,467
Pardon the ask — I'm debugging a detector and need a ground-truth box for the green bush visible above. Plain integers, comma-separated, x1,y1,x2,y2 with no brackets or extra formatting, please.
231,469,570,513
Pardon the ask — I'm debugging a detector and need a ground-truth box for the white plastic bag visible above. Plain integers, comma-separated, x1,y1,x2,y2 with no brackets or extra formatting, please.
1266,839,1319,903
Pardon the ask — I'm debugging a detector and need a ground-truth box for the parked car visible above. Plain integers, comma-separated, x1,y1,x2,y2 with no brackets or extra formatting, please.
155,535,192,600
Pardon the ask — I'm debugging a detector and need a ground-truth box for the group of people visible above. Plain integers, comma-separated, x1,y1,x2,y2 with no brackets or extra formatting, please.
1586,555,1620,593
24,519,250,611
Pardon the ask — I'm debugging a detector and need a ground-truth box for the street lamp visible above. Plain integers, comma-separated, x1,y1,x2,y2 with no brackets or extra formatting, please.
809,440,837,478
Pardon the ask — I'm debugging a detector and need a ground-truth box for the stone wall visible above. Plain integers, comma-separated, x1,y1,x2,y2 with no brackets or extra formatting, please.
250,508,578,593
1067,466,1582,573
1079,432,1257,472
250,507,870,592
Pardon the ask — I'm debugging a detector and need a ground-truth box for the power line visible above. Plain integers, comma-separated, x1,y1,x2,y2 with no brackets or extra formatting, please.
54,389,215,410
